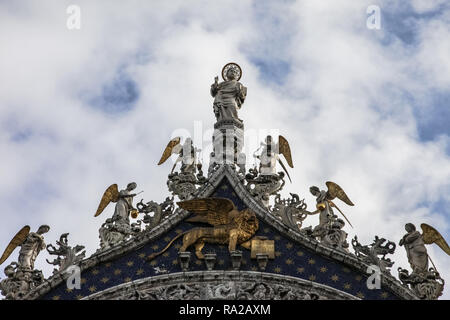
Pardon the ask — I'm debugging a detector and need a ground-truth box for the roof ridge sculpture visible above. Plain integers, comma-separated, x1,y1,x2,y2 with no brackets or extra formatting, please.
22,165,418,300
3,63,447,300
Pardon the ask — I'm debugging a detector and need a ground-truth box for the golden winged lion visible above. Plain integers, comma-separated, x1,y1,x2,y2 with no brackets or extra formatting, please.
148,198,259,260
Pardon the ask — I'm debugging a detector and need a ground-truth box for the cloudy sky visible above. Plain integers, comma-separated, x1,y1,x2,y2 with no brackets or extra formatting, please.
0,0,449,299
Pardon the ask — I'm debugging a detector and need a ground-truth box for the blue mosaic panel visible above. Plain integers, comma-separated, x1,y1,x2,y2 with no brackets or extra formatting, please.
42,178,397,300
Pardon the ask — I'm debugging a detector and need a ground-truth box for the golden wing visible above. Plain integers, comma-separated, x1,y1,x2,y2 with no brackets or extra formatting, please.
158,137,181,165
0,225,30,265
178,197,236,226
278,135,293,168
94,184,119,217
421,223,450,255
326,181,354,206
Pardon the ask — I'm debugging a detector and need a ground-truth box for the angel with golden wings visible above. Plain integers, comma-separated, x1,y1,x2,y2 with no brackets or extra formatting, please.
158,137,200,175
307,182,354,241
399,223,450,274
254,135,294,182
94,183,141,249
148,198,259,260
94,182,139,220
0,225,50,271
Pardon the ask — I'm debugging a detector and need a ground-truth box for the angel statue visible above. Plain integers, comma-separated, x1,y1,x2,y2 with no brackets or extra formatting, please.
245,135,293,207
94,183,141,250
211,62,247,123
302,182,354,250
158,137,205,200
398,223,449,299
254,135,293,182
0,225,50,271
148,198,261,261
0,225,49,299
399,223,450,274
158,137,200,175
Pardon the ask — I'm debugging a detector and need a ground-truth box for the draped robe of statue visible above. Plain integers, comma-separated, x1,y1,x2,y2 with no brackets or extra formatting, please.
258,146,278,176
315,190,333,227
402,230,429,274
309,189,335,240
18,232,46,270
179,141,197,175
113,189,134,226
211,79,247,122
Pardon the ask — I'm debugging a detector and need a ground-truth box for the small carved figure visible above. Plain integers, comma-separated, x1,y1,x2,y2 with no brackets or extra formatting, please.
195,163,208,184
46,233,85,274
307,181,354,239
136,196,175,229
320,218,350,251
352,235,396,272
397,223,449,300
158,137,200,175
246,171,286,207
271,193,309,230
94,183,141,250
254,135,293,182
0,225,50,271
0,225,49,299
95,183,140,219
300,182,354,251
159,137,205,200
0,263,21,299
207,152,219,176
0,262,44,300
211,63,247,123
399,223,449,274
400,223,428,274
245,135,293,206
148,198,260,260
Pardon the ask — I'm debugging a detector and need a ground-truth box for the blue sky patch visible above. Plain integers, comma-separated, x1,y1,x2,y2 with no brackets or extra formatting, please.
413,90,450,143
9,128,32,142
380,2,449,46
87,69,140,114
250,58,291,86
240,1,295,86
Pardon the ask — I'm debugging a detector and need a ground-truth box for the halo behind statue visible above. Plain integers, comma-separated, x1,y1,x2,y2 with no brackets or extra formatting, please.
222,62,242,81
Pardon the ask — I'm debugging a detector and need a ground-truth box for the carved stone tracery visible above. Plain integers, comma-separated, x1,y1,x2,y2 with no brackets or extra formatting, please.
398,267,445,300
270,193,309,230
46,233,85,274
245,168,286,207
351,235,396,273
84,272,356,300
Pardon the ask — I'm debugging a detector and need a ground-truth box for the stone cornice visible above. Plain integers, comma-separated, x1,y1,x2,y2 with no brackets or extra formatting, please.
83,270,359,300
